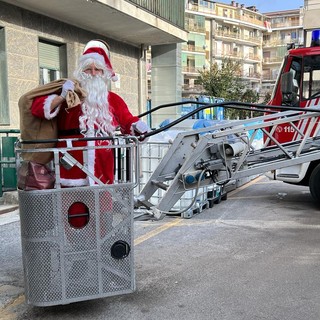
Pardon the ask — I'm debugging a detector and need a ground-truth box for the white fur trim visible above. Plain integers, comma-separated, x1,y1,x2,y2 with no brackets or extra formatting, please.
60,177,89,187
79,52,105,66
44,94,60,119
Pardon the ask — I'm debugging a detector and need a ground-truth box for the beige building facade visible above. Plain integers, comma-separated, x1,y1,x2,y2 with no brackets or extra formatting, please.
262,9,304,96
183,0,267,99
183,0,305,101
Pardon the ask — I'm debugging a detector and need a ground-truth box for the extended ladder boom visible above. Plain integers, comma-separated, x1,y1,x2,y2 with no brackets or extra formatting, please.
136,108,320,218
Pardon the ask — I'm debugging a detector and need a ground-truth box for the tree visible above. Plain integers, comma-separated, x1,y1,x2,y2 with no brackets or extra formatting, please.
197,58,244,100
262,92,272,104
197,58,259,119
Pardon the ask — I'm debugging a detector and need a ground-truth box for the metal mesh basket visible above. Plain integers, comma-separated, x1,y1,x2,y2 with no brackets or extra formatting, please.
16,137,137,306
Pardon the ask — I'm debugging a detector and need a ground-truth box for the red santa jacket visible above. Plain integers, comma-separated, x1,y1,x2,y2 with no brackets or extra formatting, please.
31,91,139,186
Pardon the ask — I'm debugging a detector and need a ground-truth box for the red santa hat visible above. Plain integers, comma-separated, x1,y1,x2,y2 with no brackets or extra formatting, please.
80,39,118,82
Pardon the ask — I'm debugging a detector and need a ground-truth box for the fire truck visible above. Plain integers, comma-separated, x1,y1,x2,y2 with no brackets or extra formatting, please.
264,29,320,201
136,30,320,218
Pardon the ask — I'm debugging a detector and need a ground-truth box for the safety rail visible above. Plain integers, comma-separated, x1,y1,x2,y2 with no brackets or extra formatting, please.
15,135,139,189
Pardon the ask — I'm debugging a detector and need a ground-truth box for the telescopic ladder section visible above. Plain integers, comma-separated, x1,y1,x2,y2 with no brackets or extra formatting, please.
135,108,320,219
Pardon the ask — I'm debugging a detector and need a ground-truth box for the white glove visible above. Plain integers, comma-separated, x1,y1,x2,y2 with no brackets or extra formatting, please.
60,80,75,99
131,120,150,135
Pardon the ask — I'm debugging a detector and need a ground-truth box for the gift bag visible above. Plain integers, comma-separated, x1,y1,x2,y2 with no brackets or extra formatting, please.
18,161,55,191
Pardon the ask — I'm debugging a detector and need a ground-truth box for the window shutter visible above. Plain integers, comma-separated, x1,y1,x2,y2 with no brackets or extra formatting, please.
39,42,60,70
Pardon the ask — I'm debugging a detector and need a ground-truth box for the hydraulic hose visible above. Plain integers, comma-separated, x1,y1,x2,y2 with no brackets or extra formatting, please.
137,100,320,140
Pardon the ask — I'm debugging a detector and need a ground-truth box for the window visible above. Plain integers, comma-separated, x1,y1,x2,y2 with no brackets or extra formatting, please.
0,28,9,125
38,39,67,84
302,55,320,100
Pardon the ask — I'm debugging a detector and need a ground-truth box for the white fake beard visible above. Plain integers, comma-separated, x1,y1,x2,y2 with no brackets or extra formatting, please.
78,74,115,136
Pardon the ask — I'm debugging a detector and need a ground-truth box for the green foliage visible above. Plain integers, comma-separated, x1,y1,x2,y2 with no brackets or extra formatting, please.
262,92,272,104
197,58,244,101
197,58,260,119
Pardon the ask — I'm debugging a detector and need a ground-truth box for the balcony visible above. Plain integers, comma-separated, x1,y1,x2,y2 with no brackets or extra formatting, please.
262,69,279,81
186,24,206,33
270,21,301,29
2,0,188,46
127,0,185,29
182,66,203,74
213,51,260,62
234,13,265,28
242,72,261,80
181,44,206,53
182,84,204,93
187,3,265,28
263,57,284,64
213,51,242,59
215,30,261,45
185,16,206,33
263,39,303,47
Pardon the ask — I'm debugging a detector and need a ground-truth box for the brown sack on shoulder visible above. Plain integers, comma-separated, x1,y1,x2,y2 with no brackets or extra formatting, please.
18,79,86,164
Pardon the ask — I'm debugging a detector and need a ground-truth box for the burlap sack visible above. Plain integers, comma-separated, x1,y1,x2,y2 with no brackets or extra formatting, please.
18,79,86,164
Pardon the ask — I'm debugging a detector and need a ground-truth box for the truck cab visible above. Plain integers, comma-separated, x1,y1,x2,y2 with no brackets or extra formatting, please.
266,30,320,200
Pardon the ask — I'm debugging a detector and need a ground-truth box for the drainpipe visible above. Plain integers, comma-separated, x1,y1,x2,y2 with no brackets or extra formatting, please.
138,44,148,115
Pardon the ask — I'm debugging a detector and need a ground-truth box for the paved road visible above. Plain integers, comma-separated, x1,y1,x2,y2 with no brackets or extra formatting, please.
1,176,320,320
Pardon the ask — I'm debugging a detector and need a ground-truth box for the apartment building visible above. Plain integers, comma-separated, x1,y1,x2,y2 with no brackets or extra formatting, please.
183,0,266,100
262,9,304,96
0,0,187,129
182,0,304,101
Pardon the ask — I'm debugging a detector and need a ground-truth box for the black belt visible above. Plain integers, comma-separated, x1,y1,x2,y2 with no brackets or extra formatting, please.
59,128,81,136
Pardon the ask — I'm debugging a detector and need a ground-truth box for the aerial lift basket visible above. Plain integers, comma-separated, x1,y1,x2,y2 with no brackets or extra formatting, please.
15,136,138,306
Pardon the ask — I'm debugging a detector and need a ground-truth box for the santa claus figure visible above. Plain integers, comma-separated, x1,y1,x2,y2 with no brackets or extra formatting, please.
31,39,149,187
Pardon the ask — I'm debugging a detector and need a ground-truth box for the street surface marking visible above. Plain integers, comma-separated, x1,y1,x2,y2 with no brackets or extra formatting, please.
0,293,24,320
134,218,182,246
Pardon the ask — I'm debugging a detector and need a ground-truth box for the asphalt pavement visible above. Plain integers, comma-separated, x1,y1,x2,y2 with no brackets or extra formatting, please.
1,176,320,320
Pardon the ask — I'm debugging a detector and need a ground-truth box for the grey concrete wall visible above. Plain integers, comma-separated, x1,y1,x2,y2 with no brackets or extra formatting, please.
151,43,183,127
0,1,144,130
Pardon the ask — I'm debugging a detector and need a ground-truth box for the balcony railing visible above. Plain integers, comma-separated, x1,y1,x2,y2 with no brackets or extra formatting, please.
181,44,206,53
186,24,206,33
271,21,301,28
212,51,241,59
263,39,303,47
215,30,261,45
182,66,203,73
183,84,204,93
242,72,261,79
212,51,261,61
263,57,283,64
262,74,278,81
126,0,185,29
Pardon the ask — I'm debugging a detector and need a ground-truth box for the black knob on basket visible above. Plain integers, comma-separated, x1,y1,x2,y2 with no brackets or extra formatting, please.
111,240,131,259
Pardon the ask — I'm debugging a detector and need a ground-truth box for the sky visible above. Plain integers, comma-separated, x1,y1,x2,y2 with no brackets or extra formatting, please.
219,0,304,13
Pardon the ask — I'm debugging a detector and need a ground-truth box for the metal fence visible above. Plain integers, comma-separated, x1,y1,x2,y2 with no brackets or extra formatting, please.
0,129,20,197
